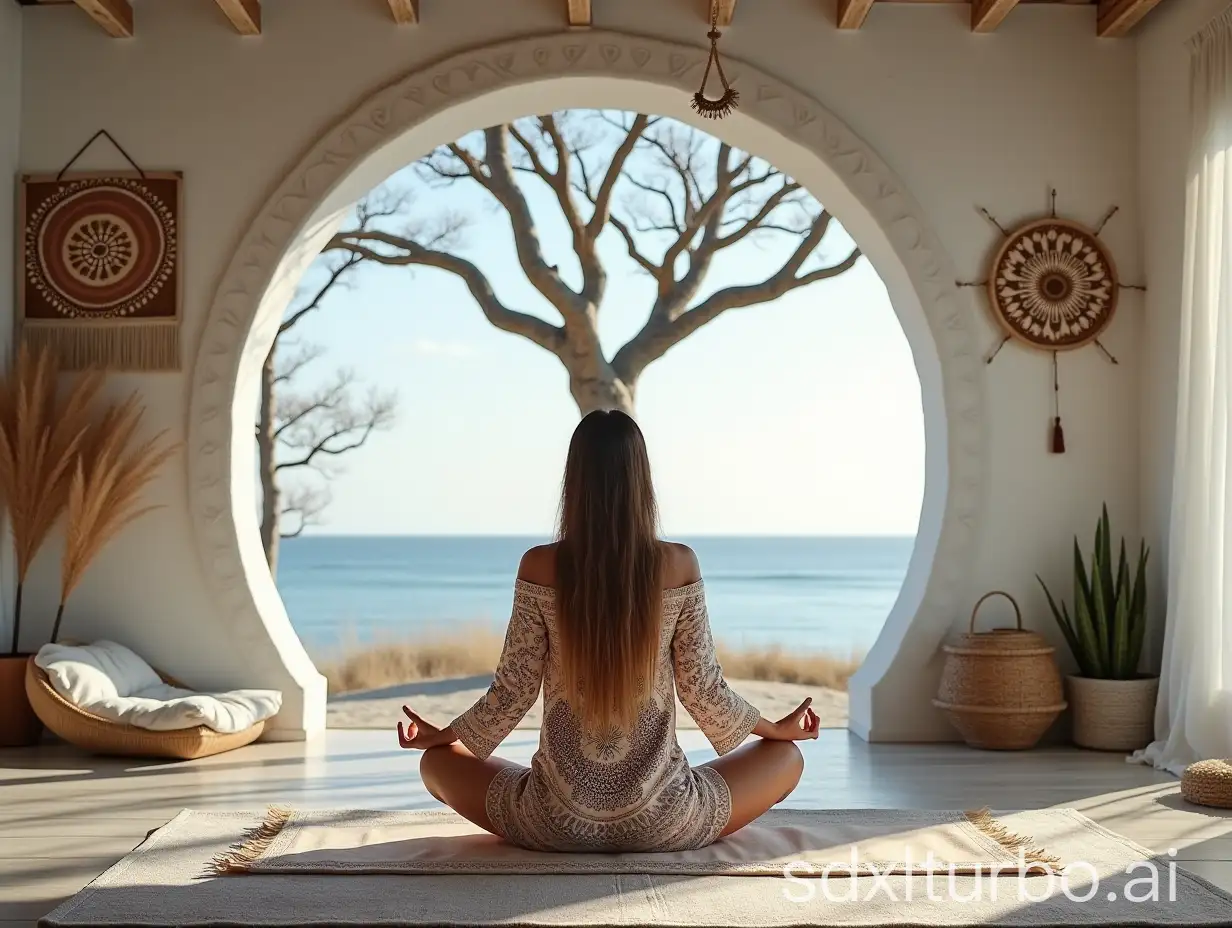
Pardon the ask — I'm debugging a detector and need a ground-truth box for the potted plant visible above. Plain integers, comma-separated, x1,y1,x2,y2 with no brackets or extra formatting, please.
1038,505,1156,751
0,346,102,747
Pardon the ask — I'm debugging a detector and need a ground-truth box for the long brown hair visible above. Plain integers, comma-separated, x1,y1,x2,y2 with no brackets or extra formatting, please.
556,410,666,734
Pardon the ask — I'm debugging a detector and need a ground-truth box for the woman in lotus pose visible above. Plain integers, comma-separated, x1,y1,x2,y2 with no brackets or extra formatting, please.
397,409,818,852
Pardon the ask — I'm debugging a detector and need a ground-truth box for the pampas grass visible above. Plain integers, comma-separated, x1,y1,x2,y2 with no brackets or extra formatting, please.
0,345,103,654
52,395,176,643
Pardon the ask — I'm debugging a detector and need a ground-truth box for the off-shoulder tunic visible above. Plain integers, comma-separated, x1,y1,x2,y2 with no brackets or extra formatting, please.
449,579,760,853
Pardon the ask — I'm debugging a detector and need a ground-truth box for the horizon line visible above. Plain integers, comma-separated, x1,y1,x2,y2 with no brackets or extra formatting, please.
292,532,918,539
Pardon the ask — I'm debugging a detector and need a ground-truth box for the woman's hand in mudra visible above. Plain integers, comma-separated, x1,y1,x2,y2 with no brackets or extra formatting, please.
396,706,455,751
754,698,821,741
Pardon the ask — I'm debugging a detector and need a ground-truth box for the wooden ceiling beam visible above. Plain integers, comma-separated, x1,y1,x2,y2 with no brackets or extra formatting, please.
567,0,591,27
971,0,1020,31
716,0,737,27
386,0,419,25
836,0,875,29
214,0,260,35
1095,0,1164,36
71,0,132,37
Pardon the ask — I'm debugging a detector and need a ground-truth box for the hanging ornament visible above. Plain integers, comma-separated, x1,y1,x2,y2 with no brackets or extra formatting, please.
961,191,1143,455
1051,351,1065,454
692,1,739,120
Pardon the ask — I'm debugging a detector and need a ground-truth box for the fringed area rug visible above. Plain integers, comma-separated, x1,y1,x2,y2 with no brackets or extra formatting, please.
41,808,1232,927
208,808,1056,877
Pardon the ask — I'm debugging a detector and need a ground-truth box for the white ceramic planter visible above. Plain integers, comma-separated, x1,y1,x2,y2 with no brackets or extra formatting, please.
1066,675,1159,751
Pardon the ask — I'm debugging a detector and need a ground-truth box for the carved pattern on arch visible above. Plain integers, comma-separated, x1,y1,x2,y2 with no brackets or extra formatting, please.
188,30,986,685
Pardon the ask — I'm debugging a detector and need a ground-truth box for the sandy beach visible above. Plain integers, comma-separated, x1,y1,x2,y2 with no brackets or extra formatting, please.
327,677,848,729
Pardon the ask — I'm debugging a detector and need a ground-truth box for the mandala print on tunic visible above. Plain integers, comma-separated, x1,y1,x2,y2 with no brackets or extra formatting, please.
451,579,758,853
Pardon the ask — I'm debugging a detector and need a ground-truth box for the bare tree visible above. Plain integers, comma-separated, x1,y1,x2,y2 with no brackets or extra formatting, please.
257,243,398,576
326,110,861,415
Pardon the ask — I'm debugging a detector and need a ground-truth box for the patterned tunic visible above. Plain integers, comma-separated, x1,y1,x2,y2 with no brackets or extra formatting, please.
450,579,761,853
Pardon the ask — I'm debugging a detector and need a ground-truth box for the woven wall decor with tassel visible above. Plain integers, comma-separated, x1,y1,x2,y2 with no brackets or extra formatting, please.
965,191,1137,454
17,132,182,372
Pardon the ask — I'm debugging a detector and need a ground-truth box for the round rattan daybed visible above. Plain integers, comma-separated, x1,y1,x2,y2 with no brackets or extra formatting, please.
25,657,266,760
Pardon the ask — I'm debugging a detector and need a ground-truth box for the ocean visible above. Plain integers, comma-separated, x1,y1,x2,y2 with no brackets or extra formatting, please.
278,536,912,659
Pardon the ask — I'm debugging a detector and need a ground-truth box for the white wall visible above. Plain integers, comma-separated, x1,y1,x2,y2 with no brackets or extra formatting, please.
0,0,20,647
1136,0,1221,667
15,0,1143,738
0,3,18,344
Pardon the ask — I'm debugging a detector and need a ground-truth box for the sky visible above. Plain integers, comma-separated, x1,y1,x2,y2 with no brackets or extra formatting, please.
273,113,925,538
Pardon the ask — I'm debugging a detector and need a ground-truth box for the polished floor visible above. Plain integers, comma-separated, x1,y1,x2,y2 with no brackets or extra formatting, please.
2,729,1230,927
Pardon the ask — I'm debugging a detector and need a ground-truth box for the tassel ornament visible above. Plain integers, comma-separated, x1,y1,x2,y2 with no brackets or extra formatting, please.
692,3,739,120
1050,351,1065,454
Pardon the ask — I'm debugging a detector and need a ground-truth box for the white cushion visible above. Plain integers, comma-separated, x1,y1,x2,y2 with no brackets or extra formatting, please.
35,641,282,734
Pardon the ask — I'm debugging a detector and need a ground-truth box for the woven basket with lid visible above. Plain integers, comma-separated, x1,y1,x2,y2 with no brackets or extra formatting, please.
933,591,1067,750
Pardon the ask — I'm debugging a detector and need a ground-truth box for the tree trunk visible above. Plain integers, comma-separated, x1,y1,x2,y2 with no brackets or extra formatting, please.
563,326,637,416
568,373,636,416
258,349,281,577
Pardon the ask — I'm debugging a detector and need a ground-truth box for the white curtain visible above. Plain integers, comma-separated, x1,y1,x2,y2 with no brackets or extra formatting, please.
1134,10,1232,775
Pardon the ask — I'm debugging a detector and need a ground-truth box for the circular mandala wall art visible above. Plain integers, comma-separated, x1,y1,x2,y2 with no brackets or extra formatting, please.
965,192,1141,455
19,169,182,371
987,218,1118,351
24,177,177,320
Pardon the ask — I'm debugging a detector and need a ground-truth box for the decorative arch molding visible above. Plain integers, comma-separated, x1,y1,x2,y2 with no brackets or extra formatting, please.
188,28,986,739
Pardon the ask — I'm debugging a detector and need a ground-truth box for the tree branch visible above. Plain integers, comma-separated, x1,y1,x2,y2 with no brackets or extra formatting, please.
279,189,433,337
795,246,863,285
481,125,586,318
276,427,376,472
588,113,651,239
624,175,685,235
612,242,862,383
711,182,804,251
508,116,593,284
444,142,491,186
274,371,350,441
275,385,396,473
781,210,836,276
681,245,862,341
279,484,330,539
273,342,326,384
280,254,362,335
327,231,565,355
418,134,580,317
608,214,664,279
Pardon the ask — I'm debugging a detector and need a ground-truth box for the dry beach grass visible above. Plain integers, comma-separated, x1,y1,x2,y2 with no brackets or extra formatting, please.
320,630,862,695
321,627,507,694
320,630,858,730
715,643,861,690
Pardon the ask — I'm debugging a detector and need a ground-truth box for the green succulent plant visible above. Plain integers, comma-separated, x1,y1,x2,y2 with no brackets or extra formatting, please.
1037,505,1149,680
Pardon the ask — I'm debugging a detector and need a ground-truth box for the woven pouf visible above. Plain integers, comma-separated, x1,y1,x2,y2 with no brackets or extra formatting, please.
1181,760,1232,808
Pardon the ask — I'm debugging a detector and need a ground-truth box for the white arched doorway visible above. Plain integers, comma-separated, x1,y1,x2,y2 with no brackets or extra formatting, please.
188,30,986,741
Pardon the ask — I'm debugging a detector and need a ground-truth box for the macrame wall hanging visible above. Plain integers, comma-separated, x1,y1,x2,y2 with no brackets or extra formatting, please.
691,1,739,120
18,130,182,371
962,190,1143,454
